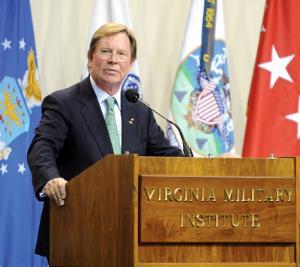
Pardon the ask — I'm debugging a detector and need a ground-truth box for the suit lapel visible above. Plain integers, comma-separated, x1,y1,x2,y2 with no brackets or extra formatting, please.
121,91,137,154
78,77,114,156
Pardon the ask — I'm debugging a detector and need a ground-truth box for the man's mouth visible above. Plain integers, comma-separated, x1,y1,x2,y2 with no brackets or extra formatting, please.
104,69,118,74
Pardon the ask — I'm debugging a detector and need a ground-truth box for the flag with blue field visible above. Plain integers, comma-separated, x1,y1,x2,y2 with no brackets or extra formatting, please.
0,0,47,266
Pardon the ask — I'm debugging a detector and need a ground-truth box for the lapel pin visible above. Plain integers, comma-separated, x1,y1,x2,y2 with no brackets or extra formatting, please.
129,118,134,124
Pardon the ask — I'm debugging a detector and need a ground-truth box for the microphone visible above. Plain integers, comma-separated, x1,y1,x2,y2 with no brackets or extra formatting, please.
125,89,193,157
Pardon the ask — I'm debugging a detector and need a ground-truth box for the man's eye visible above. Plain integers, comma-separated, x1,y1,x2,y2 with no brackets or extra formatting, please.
100,49,110,54
118,51,127,56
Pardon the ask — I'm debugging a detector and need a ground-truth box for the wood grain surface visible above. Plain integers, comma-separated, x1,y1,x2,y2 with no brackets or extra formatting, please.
136,157,297,264
49,156,299,266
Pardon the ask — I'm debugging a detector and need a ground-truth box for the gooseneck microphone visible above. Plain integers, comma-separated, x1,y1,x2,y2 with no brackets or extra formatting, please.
125,89,193,157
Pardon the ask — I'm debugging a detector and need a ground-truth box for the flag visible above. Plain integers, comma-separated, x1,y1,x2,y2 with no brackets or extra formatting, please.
0,0,47,266
168,0,234,157
82,0,141,95
242,0,300,157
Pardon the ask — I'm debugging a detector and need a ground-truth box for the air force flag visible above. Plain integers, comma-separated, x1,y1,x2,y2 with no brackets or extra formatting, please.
0,0,47,266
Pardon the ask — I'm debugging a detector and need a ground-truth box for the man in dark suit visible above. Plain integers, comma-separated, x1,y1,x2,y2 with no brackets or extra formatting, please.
27,23,182,260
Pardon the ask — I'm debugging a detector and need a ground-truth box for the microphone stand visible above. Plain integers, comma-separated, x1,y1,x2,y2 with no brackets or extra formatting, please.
137,99,193,157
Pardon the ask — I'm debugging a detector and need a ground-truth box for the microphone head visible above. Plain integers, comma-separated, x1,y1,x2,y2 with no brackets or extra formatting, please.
125,89,139,103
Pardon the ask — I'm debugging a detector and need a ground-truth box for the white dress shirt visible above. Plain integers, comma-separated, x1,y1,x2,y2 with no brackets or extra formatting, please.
89,76,122,147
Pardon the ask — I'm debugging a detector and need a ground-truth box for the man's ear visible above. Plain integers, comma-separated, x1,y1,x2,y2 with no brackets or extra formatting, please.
88,57,93,68
129,59,136,70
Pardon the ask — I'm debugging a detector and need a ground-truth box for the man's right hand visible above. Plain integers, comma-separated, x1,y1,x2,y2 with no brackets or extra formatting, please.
43,177,68,206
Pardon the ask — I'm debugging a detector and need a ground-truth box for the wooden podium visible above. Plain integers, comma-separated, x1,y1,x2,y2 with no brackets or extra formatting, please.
50,155,300,267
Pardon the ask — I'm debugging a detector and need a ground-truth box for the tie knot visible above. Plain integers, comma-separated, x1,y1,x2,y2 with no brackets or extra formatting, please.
106,96,116,109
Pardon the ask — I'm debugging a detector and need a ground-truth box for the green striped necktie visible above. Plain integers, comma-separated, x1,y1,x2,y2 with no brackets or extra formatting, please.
105,96,121,154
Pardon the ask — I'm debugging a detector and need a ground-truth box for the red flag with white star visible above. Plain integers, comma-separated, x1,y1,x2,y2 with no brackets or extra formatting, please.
242,0,300,157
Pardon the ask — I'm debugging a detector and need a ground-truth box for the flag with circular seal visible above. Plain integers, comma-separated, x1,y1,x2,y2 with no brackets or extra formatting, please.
168,0,235,157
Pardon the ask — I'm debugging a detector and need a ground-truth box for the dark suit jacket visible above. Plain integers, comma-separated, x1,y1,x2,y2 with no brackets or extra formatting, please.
27,77,182,257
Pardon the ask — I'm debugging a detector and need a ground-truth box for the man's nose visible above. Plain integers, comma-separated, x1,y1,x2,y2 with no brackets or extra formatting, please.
108,52,118,63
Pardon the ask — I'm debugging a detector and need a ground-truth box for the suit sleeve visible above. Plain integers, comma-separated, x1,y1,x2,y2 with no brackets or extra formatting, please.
145,109,183,156
27,94,69,200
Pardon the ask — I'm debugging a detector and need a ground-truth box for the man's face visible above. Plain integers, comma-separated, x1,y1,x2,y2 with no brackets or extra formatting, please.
88,32,134,93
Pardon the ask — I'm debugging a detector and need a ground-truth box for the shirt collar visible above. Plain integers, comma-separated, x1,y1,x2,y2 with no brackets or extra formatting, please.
90,75,122,110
